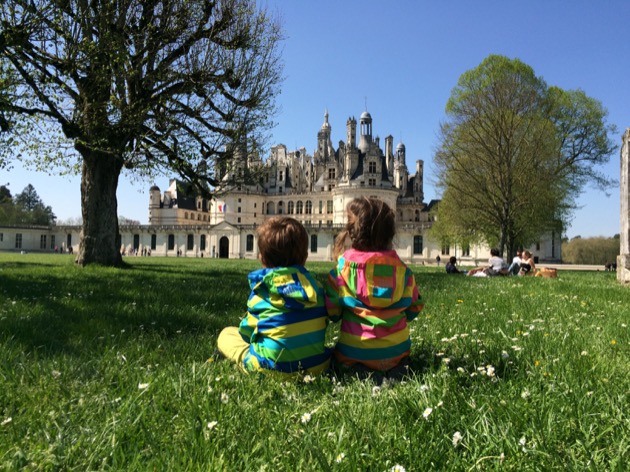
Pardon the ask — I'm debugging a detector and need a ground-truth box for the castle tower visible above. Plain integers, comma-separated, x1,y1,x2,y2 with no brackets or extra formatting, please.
317,110,332,161
414,160,424,202
148,185,161,224
394,142,408,194
358,111,372,153
385,135,394,176
346,116,356,149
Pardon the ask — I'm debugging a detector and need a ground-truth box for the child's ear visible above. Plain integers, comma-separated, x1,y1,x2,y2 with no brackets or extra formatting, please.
258,253,268,268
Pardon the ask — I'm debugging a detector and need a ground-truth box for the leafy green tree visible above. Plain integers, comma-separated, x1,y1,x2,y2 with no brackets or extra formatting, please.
0,185,10,203
0,0,283,266
0,184,55,225
562,236,619,265
433,55,616,259
13,184,56,225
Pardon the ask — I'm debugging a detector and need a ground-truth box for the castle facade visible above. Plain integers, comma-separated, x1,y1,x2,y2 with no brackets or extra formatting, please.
0,111,562,264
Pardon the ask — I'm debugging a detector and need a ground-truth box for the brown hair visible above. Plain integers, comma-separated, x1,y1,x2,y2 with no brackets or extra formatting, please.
257,216,308,267
333,197,395,259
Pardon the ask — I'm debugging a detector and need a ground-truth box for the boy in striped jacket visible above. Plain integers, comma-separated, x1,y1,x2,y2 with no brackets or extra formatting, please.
217,217,332,375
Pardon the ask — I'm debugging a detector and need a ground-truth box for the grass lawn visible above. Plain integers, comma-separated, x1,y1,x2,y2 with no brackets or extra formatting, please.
0,253,628,471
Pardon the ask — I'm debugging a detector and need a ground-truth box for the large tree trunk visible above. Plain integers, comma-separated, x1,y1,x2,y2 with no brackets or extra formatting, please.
76,151,124,267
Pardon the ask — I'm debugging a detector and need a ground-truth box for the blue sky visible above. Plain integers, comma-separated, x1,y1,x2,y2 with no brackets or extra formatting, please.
2,1,628,238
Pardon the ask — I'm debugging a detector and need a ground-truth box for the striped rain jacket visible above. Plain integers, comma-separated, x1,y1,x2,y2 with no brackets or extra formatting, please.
325,249,424,371
239,265,332,374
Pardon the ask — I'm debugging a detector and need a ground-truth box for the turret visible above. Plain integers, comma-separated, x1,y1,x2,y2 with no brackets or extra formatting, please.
358,111,372,153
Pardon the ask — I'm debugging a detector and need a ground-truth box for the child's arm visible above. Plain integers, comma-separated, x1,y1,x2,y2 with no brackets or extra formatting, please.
238,313,257,342
403,270,424,321
324,270,342,323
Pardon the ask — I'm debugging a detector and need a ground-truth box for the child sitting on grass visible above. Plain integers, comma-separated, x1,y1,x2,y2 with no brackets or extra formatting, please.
217,217,332,376
325,197,424,377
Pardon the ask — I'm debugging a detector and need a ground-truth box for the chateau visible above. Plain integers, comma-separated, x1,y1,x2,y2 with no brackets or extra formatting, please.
0,110,562,263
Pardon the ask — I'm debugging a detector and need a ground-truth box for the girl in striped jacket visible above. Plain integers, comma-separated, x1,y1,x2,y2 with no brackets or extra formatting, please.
325,197,424,375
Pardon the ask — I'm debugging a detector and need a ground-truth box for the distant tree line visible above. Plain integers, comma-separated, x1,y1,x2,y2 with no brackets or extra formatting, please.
0,184,56,226
562,235,620,265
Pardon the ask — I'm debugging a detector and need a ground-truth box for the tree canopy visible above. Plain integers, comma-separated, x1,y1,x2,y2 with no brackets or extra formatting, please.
0,183,56,225
432,55,616,258
0,0,283,266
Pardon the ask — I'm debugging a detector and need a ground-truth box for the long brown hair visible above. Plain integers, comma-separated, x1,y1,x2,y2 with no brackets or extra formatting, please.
333,197,395,259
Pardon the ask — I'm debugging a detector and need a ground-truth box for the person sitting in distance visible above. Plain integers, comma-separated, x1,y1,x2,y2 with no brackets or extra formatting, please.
508,249,523,275
445,256,465,274
518,250,536,276
467,248,509,276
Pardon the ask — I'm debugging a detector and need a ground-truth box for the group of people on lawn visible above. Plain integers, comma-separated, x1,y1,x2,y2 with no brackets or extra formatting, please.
446,248,536,277
217,197,424,378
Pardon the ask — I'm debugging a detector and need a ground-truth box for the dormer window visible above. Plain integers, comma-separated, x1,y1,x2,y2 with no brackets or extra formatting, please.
368,161,377,173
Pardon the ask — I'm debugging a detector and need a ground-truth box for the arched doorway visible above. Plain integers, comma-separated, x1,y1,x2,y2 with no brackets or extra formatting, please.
219,236,229,258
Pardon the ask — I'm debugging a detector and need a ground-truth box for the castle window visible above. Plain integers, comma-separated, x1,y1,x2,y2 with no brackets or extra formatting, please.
187,234,194,250
168,234,175,250
305,201,312,214
40,235,47,249
441,244,450,255
287,201,294,214
328,168,335,180
413,236,423,255
197,214,201,221
368,161,377,173
197,201,201,209
50,235,55,250
277,201,283,215
310,234,318,253
200,235,206,251
326,200,333,214
246,234,254,252
279,171,284,181
238,217,241,223
296,201,303,214
151,234,157,250
319,201,323,214
184,212,188,219
462,245,470,257
369,179,376,186
15,233,22,249
238,207,241,213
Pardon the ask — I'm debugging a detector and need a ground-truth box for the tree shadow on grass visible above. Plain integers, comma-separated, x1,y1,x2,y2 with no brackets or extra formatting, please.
0,262,251,359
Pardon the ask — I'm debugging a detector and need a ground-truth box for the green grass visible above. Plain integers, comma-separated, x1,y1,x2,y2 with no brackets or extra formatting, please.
0,254,628,471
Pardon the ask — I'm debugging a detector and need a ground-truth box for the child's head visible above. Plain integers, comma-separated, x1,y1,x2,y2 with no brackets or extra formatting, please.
490,248,500,257
334,197,395,258
257,216,308,268
449,256,457,265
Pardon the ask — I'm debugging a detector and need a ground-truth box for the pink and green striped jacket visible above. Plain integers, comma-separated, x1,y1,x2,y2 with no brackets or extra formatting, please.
325,249,424,371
